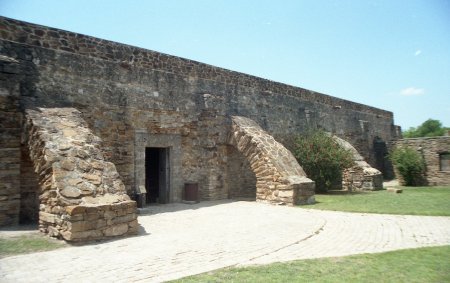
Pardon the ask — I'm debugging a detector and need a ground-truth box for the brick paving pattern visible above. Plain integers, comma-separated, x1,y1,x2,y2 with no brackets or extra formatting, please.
1,201,449,282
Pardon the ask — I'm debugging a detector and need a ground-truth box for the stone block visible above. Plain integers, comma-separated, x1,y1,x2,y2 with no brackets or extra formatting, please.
127,224,139,235
103,210,116,220
61,229,103,241
60,186,81,198
387,188,402,193
66,205,86,215
67,178,83,186
83,173,102,185
77,159,92,172
103,223,129,237
47,226,60,237
116,208,128,217
68,214,84,221
60,158,76,171
85,206,98,214
69,220,96,232
96,219,107,229
39,211,57,223
110,202,126,211
128,219,139,229
297,195,315,205
126,205,137,214
278,190,293,198
112,213,136,225
91,160,104,170
85,212,99,221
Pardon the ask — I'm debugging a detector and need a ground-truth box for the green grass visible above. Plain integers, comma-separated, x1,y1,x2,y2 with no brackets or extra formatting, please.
0,233,66,258
173,246,450,283
306,186,450,216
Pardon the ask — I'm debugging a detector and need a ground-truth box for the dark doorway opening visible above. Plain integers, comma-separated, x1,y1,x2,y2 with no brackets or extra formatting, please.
19,146,40,224
145,147,170,204
373,137,394,180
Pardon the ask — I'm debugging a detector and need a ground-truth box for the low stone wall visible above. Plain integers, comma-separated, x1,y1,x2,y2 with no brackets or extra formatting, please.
25,107,138,241
333,135,383,191
49,199,138,241
229,116,315,205
392,137,450,186
342,166,383,191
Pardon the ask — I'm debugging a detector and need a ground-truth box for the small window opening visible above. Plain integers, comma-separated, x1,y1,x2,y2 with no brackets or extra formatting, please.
440,153,450,171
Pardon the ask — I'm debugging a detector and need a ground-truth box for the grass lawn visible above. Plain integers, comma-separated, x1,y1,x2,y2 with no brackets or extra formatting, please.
0,233,66,258
173,246,450,283
306,186,450,216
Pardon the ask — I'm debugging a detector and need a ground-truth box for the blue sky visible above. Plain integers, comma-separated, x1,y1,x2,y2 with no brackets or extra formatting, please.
1,0,449,129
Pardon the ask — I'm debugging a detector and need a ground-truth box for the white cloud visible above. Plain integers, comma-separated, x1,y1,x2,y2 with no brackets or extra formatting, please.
400,87,425,96
414,50,422,56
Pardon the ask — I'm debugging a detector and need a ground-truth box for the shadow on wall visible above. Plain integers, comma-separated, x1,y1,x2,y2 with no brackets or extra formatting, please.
226,145,257,200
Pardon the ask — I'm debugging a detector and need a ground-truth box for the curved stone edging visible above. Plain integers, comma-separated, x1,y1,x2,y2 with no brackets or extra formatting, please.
229,116,315,205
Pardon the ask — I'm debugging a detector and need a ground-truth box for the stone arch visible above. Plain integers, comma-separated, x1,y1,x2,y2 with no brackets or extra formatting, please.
24,107,138,241
228,116,315,205
332,135,383,190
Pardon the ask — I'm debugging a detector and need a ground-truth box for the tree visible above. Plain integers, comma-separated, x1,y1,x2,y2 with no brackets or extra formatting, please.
293,130,354,193
403,119,449,138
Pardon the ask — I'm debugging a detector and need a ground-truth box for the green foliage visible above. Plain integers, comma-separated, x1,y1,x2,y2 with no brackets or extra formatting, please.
403,119,448,138
174,246,450,283
293,130,354,193
390,147,425,186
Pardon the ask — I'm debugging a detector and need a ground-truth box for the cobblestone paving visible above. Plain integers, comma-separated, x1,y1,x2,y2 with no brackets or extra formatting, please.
1,200,449,282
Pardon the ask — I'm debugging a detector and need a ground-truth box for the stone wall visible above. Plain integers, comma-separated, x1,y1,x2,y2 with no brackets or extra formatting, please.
0,17,399,210
392,137,450,186
229,116,315,205
0,55,22,226
225,145,256,199
24,107,137,241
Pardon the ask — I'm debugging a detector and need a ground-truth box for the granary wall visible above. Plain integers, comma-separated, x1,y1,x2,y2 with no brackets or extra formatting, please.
0,17,399,207
0,54,22,225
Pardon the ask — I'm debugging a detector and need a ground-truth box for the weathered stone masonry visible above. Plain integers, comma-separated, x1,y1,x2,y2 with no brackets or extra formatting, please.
1,17,400,231
0,55,21,226
229,116,315,205
392,137,450,186
25,108,137,241
333,135,383,191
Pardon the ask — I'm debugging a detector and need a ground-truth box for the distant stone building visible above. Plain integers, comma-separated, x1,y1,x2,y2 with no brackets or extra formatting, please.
0,17,399,240
393,137,450,186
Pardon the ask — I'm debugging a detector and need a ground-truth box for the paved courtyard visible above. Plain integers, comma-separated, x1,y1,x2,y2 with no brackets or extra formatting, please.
1,200,450,282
